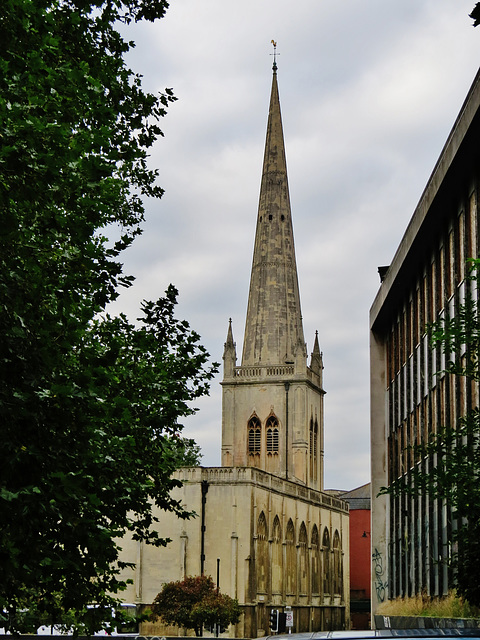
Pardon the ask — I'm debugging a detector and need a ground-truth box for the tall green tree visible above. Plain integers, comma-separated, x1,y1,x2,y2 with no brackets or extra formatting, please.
151,575,242,637
471,3,480,26
0,0,217,632
380,259,480,606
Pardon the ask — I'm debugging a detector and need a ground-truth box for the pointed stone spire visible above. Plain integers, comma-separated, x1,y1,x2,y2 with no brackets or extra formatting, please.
223,318,237,379
241,60,305,367
310,331,323,376
225,317,235,347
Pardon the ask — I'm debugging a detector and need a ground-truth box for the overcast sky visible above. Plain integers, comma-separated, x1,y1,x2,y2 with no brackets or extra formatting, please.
109,1,480,491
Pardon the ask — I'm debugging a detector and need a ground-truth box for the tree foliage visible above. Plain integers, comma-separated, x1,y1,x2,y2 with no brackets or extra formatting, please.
471,3,480,26
151,575,242,637
379,259,480,606
0,0,217,632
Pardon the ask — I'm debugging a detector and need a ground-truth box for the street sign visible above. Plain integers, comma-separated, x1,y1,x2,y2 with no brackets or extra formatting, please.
285,608,293,629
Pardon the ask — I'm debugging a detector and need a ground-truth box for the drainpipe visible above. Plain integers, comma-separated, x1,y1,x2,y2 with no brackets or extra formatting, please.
215,558,220,638
200,480,209,575
284,382,290,481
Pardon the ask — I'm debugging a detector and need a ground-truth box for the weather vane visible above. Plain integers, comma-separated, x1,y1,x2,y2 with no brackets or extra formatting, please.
271,39,279,70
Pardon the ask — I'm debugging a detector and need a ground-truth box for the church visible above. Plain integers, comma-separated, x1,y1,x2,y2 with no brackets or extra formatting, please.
119,58,350,638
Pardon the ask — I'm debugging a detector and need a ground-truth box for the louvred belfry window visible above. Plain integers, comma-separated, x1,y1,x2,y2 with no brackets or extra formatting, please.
248,415,261,454
266,415,279,454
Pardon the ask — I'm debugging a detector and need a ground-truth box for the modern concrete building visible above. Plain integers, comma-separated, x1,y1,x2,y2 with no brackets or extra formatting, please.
118,60,350,637
370,67,480,617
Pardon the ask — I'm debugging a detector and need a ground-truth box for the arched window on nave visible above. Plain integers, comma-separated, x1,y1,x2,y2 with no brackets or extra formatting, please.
299,522,308,595
271,515,282,595
285,518,295,595
322,527,331,596
256,511,268,594
333,529,343,596
311,524,320,595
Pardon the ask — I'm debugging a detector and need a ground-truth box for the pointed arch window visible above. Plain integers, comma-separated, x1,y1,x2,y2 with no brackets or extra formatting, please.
285,519,296,594
322,527,331,596
311,525,320,595
309,416,318,482
333,530,343,596
299,522,308,595
272,516,283,594
247,415,261,455
266,415,279,454
309,418,314,477
257,512,268,594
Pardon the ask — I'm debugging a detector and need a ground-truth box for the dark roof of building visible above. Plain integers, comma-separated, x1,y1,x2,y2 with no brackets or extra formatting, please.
331,483,371,510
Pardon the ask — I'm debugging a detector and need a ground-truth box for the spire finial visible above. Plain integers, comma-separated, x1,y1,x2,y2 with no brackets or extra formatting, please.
271,39,278,72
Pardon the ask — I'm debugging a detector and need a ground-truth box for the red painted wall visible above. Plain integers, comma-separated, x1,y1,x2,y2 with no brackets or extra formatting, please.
349,508,371,599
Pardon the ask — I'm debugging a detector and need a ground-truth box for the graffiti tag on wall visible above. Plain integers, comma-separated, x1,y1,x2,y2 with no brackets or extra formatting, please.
372,547,388,603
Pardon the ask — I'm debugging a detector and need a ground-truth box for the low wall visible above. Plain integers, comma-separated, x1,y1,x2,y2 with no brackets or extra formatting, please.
375,615,480,630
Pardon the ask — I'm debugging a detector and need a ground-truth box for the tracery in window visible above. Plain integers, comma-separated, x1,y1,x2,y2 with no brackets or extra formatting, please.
257,512,268,593
333,530,343,596
299,522,308,595
322,527,331,595
266,414,279,454
309,417,318,481
311,525,320,594
272,515,283,594
286,519,295,594
247,414,261,455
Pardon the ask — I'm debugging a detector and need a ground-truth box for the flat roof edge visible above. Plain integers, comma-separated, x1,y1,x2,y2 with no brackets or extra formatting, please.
370,66,480,330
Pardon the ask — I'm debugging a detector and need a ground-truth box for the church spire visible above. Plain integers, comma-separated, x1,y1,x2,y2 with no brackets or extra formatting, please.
241,53,305,367
221,55,325,487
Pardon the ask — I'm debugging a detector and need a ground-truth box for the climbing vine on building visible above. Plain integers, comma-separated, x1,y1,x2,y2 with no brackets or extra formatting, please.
380,259,480,607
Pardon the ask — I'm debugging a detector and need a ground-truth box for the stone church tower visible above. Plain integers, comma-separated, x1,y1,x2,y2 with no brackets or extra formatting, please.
118,58,349,639
221,61,325,489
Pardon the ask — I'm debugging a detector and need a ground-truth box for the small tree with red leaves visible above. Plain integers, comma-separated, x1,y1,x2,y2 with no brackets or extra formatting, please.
151,575,241,637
